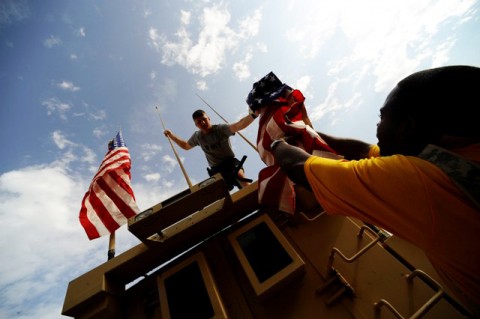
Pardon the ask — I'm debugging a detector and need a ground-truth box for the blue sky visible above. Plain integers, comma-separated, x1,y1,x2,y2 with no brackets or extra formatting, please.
0,0,479,318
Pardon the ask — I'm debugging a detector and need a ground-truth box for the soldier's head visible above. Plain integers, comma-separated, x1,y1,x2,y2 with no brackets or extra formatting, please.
376,65,480,156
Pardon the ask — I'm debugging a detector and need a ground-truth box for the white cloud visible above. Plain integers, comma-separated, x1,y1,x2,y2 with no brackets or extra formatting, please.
285,0,476,124
148,27,162,51
57,80,80,92
295,75,311,93
93,127,107,138
49,131,100,169
150,70,156,80
144,172,161,182
238,8,262,38
162,154,177,173
43,35,60,48
233,51,253,81
180,10,191,25
431,39,456,67
78,27,86,37
52,130,75,149
41,97,71,120
0,0,30,27
0,138,164,317
81,146,97,164
294,75,314,101
70,53,78,60
256,42,267,53
288,0,474,78
72,103,107,121
88,109,106,121
196,80,208,91
140,143,163,161
309,77,363,124
0,162,107,318
150,4,262,77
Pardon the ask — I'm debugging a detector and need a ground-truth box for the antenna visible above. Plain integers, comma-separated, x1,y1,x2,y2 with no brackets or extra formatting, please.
195,93,258,152
156,107,193,189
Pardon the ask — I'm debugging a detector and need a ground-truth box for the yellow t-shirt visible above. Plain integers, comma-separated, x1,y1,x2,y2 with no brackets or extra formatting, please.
304,144,480,306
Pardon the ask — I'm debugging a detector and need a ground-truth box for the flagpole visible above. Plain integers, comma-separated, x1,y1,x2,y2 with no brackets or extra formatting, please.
108,132,119,261
108,232,115,260
195,93,258,152
156,107,193,189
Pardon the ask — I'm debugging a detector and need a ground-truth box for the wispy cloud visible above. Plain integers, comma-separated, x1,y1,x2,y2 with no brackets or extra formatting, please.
144,172,161,182
140,143,163,162
78,27,86,37
42,97,71,120
309,77,363,124
43,35,61,48
93,126,108,138
52,130,76,150
162,154,178,173
180,10,191,25
57,80,80,92
0,145,133,318
150,71,156,81
238,8,262,38
88,109,106,121
196,80,208,91
233,51,253,81
149,4,262,77
0,127,144,317
284,0,476,124
0,164,98,316
0,0,30,28
51,131,101,168
80,146,97,164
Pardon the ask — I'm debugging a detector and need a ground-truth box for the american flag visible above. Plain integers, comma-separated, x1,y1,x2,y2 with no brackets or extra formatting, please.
79,132,140,240
249,72,339,214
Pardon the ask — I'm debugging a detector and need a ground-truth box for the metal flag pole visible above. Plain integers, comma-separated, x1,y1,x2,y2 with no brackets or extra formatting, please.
195,93,258,152
108,231,115,260
108,129,121,261
156,106,193,189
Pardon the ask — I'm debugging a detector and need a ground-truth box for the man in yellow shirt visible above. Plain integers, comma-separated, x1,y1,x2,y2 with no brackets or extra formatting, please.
270,65,480,315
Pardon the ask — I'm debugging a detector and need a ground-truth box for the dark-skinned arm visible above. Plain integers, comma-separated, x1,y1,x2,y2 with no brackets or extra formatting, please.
317,132,372,160
271,140,313,190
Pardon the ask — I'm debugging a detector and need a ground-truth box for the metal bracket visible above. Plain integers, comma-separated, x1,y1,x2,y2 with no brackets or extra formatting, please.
300,210,326,222
317,225,379,306
374,269,444,319
328,225,380,269
316,268,356,306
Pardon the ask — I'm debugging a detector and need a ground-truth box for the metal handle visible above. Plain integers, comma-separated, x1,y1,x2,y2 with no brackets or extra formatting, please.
374,269,444,319
300,210,326,221
316,269,356,306
328,225,380,269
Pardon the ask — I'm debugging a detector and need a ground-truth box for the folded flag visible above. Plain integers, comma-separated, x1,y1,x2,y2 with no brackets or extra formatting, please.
246,71,292,112
79,132,140,240
249,72,338,214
